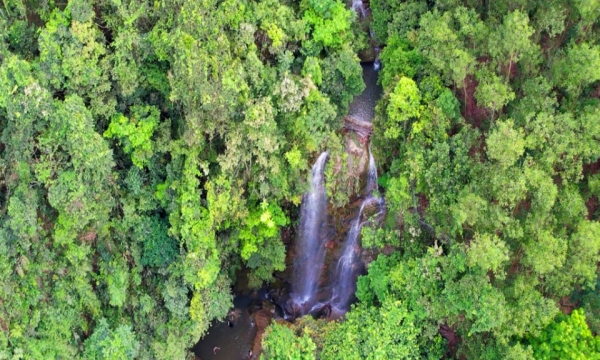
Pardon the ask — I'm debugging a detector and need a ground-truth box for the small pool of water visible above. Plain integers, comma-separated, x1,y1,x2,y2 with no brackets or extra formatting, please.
193,290,268,360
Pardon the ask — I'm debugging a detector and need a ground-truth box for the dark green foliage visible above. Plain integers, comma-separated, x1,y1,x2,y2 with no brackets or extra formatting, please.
138,216,178,268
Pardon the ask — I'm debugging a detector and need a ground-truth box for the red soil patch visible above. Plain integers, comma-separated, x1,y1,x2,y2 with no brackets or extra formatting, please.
583,158,600,177
507,253,522,278
552,174,563,188
79,231,97,244
499,60,518,81
586,196,598,220
417,193,429,217
591,83,600,99
439,323,459,357
513,199,531,218
559,296,577,315
458,75,489,129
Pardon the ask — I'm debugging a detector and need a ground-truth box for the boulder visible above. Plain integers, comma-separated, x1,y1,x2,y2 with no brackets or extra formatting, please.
344,116,373,142
249,310,273,359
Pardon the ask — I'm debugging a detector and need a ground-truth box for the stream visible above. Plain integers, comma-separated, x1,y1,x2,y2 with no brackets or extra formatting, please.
194,61,382,359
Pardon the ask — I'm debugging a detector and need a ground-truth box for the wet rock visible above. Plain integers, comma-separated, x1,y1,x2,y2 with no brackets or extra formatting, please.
254,310,271,330
249,310,273,360
313,302,332,319
261,299,275,315
344,116,373,142
358,47,377,63
248,300,263,316
228,309,242,323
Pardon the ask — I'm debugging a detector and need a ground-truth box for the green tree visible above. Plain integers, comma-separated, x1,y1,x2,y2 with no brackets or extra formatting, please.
528,309,600,360
84,319,140,360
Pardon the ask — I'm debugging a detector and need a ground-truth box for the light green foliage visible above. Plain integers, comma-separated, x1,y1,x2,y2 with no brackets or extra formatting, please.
4,0,600,358
240,203,285,258
488,10,535,74
379,36,423,89
366,0,600,358
529,309,600,359
474,70,515,114
385,175,412,217
385,77,421,139
552,43,600,98
238,201,289,286
466,233,509,277
302,0,352,51
302,57,323,86
417,8,481,87
104,105,160,168
320,46,365,111
321,301,422,360
361,227,400,250
370,0,428,43
486,119,525,167
262,323,317,360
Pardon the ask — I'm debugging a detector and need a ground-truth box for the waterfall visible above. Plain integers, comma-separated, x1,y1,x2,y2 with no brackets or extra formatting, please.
290,152,330,315
365,146,378,195
330,198,369,311
330,148,384,314
373,47,381,70
351,0,366,20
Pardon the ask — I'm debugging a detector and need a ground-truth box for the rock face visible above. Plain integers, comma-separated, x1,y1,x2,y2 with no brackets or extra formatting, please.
249,310,272,360
358,47,377,63
345,131,370,198
344,116,373,142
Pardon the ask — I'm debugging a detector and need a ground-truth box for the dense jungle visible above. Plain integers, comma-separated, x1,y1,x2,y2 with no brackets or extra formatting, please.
0,0,599,359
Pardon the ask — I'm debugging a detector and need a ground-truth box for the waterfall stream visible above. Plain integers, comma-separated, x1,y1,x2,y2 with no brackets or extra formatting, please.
330,149,384,314
290,152,330,315
195,2,384,357
351,0,367,20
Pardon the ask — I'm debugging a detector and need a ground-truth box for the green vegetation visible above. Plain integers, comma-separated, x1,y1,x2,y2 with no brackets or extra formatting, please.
0,0,362,357
1,0,599,359
263,0,600,359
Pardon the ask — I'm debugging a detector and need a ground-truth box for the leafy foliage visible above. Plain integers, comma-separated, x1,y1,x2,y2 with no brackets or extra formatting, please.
528,309,600,359
0,0,363,358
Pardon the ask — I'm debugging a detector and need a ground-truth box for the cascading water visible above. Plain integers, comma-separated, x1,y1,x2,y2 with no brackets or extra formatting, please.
290,152,330,315
330,148,384,314
285,4,384,318
365,146,378,195
352,0,381,71
351,0,366,20
373,47,381,70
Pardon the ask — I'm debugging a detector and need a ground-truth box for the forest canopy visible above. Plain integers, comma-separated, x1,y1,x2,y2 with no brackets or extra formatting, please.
0,0,364,358
0,0,599,359
266,0,600,358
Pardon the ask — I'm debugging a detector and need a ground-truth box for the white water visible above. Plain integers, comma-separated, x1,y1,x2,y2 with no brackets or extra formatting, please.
374,47,381,70
330,148,384,313
351,0,366,20
365,147,378,195
290,152,330,314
